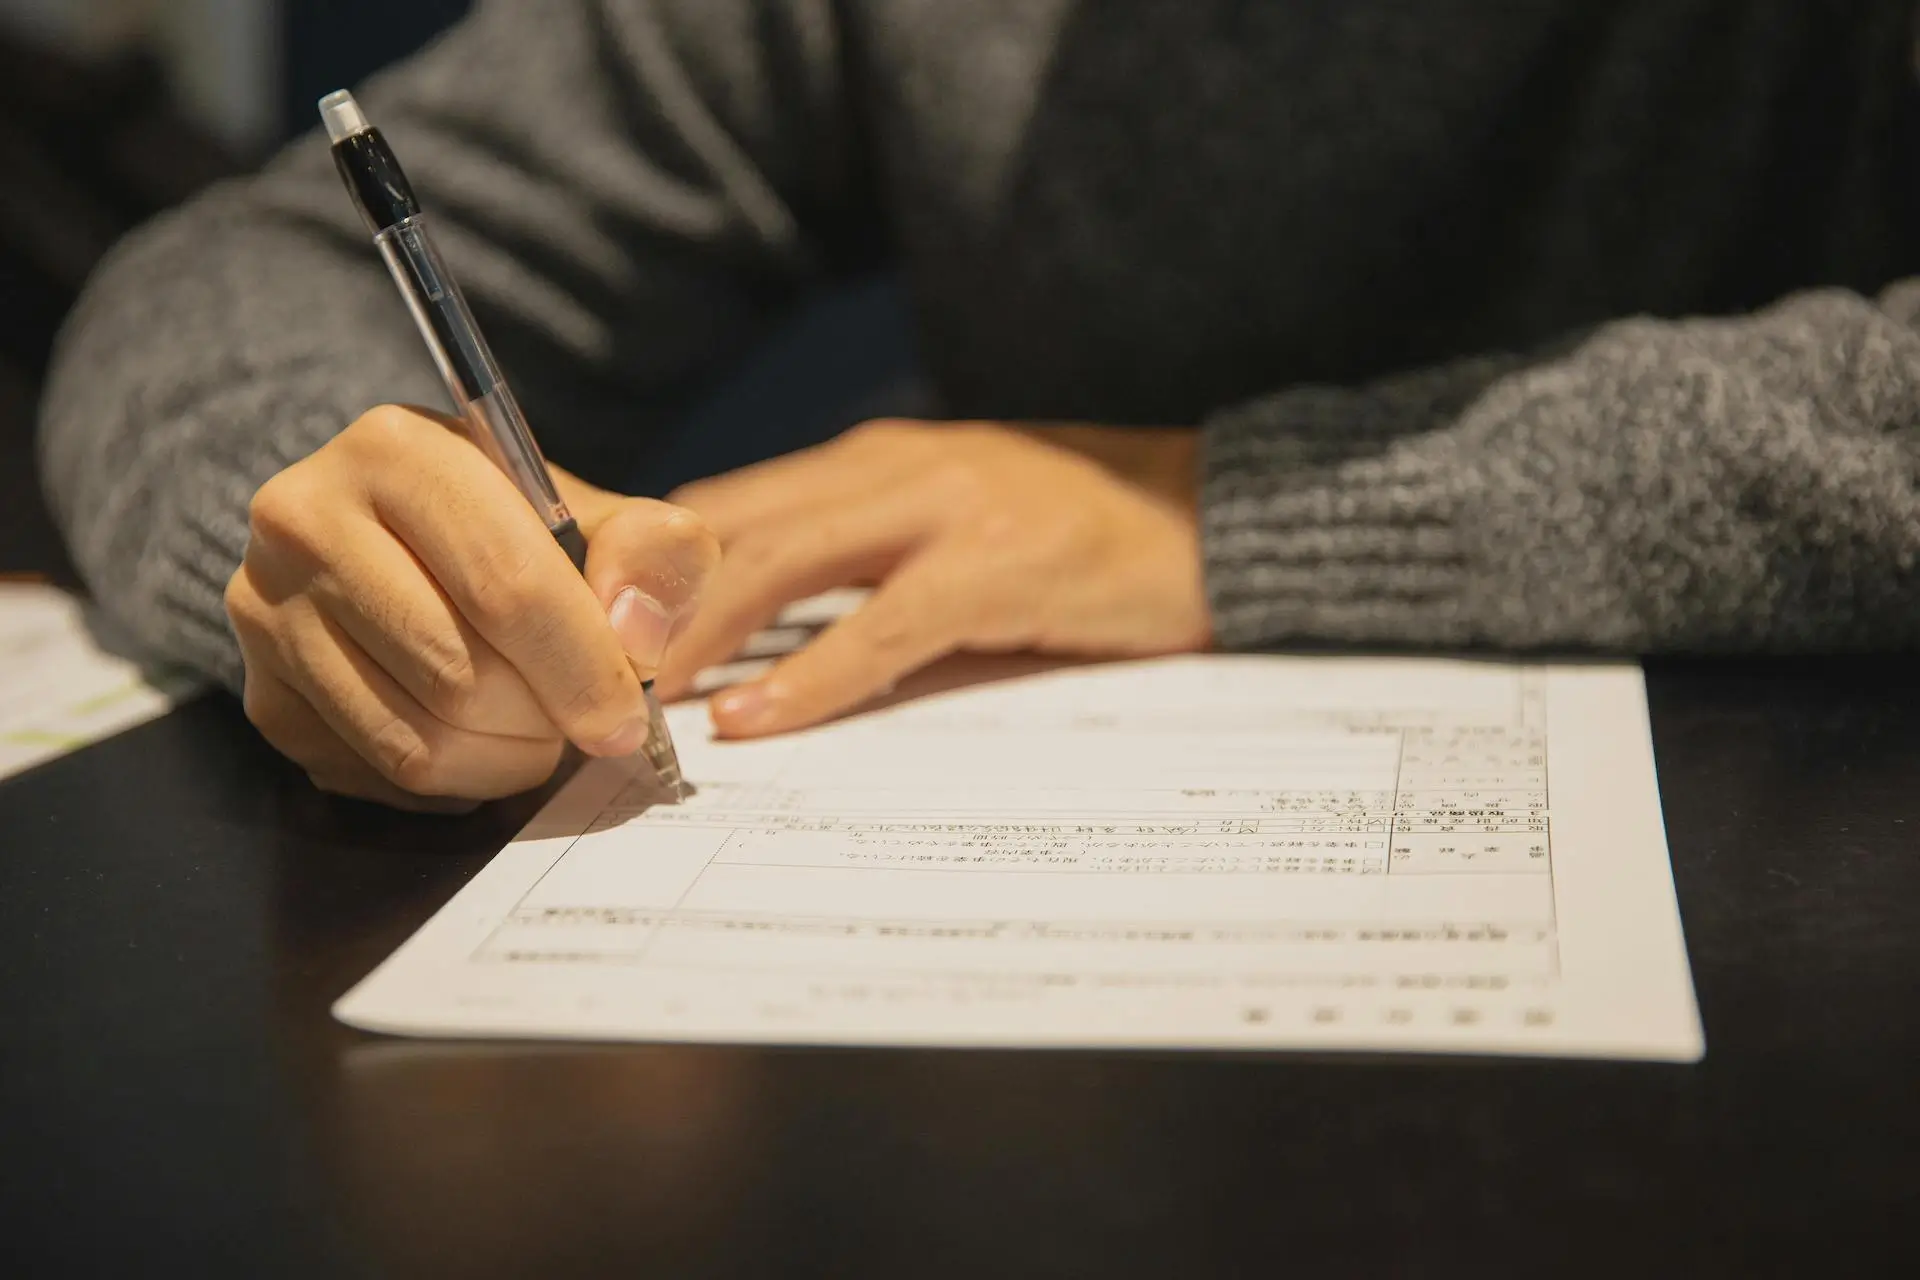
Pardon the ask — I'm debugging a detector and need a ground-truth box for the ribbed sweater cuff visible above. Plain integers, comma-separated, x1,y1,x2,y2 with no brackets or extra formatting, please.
1199,402,1478,650
136,396,347,693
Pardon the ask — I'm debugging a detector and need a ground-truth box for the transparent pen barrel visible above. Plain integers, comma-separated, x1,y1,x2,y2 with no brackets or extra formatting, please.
374,215,570,528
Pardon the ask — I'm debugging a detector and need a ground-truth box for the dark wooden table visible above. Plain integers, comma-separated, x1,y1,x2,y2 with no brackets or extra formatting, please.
3,658,1918,1277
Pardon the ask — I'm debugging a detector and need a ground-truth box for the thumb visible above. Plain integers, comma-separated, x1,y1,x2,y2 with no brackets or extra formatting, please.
581,499,720,679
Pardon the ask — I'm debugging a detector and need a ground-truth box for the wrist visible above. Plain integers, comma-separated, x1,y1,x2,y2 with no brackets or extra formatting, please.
1024,424,1200,516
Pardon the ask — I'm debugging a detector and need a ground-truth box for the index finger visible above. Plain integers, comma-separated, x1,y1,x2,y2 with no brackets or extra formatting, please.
706,554,966,738
347,407,651,754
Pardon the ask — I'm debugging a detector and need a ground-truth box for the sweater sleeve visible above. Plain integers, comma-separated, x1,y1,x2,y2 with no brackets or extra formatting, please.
37,0,866,690
1200,282,1920,653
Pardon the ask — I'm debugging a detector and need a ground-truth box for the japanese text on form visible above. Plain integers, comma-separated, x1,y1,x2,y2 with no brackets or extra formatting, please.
337,655,1702,1061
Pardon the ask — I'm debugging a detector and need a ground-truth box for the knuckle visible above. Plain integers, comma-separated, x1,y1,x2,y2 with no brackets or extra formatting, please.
843,418,917,450
462,542,545,634
366,715,440,793
665,479,711,510
239,674,282,735
782,520,840,564
240,677,329,763
932,456,991,504
965,571,1035,639
497,605,636,740
345,404,419,456
418,634,483,723
559,667,638,738
954,421,1011,448
225,571,292,658
723,530,795,579
687,528,724,580
853,604,925,663
511,607,571,671
1043,507,1107,559
246,468,313,546
247,466,354,568
662,508,722,567
843,418,895,444
223,570,264,634
972,614,1035,650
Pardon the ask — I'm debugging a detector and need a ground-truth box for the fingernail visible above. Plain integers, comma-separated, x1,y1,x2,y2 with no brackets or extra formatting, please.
712,683,773,729
590,708,652,757
608,587,675,672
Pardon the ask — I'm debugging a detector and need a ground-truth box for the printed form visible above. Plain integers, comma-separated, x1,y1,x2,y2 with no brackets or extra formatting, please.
336,655,1703,1061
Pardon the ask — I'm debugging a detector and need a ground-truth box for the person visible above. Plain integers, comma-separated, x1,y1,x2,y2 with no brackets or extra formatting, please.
36,0,1920,810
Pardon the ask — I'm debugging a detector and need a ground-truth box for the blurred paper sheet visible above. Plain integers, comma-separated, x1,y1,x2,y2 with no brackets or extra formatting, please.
0,583,200,781
691,588,870,695
338,654,1702,1061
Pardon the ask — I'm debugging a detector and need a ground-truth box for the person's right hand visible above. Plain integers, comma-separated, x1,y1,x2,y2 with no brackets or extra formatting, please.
226,404,718,811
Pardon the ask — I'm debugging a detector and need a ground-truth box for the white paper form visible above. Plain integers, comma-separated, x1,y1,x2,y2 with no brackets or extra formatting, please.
0,583,201,782
336,655,1703,1061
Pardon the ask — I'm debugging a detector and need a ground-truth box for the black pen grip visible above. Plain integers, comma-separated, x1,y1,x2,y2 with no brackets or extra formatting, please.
551,517,588,573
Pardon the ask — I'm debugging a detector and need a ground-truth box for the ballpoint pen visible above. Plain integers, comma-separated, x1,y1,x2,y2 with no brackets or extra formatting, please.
318,89,688,800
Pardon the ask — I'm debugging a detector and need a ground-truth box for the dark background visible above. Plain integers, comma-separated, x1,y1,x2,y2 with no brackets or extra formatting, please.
1,0,474,580
281,0,474,132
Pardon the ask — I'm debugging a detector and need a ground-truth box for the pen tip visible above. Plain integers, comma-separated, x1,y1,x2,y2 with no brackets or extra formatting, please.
652,761,693,804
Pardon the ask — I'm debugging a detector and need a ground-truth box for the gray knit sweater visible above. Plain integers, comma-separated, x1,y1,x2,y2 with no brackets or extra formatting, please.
37,0,1920,690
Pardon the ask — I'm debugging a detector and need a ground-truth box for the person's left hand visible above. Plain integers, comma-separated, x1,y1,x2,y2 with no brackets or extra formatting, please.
653,419,1211,737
